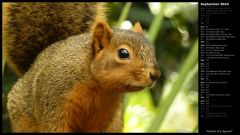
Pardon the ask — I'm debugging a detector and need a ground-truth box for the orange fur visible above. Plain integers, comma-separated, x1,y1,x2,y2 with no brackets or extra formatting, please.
92,20,113,54
62,83,123,132
133,22,143,34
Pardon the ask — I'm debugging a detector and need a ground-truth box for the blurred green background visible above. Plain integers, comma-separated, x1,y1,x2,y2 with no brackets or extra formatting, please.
2,2,198,133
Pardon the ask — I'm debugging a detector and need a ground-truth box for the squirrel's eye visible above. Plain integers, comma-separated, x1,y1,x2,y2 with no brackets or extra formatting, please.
118,48,130,59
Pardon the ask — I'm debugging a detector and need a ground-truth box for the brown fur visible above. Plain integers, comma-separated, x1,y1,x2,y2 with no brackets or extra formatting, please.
3,2,105,75
6,3,161,132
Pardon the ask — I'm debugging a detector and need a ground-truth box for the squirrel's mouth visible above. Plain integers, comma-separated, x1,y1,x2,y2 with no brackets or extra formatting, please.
124,85,145,92
124,81,156,92
124,84,149,92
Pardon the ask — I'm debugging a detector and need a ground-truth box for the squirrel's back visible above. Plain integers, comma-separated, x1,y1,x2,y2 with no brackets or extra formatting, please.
3,2,106,75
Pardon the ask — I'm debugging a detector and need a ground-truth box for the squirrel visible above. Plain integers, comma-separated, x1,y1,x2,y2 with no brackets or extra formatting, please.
3,2,161,132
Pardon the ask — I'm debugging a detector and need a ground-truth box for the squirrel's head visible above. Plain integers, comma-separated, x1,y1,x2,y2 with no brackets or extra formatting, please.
90,20,160,92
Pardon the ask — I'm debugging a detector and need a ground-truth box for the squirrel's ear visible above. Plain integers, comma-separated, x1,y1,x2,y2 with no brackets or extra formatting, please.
133,22,143,34
92,20,113,53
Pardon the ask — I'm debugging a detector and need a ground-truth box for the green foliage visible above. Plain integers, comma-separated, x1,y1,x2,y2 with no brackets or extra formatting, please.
115,2,132,27
108,2,198,132
147,3,166,43
2,56,5,77
146,40,198,132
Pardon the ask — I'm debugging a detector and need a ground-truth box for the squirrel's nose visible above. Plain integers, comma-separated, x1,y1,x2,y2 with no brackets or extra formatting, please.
149,67,161,81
